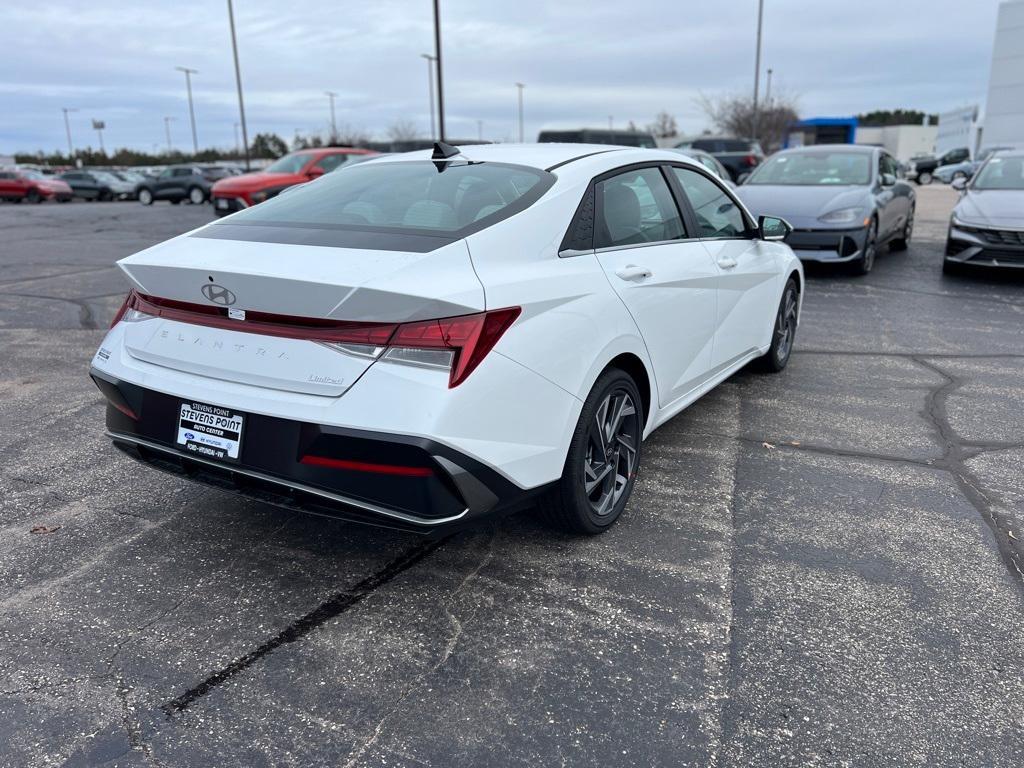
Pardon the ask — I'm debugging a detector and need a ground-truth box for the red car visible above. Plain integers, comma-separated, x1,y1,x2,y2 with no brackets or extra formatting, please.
211,148,377,216
0,169,73,203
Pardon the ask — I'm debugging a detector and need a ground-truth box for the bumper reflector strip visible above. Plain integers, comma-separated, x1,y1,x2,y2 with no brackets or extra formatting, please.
300,455,434,477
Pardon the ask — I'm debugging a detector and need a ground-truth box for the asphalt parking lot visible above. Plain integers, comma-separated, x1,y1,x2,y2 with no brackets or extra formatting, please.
2,189,1023,767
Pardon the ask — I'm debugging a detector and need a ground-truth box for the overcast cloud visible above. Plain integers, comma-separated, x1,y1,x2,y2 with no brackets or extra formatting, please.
0,1,1006,154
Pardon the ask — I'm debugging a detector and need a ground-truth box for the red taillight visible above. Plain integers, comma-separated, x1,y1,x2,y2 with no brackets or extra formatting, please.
744,154,758,167
117,290,520,387
300,455,433,477
389,307,521,387
110,293,132,328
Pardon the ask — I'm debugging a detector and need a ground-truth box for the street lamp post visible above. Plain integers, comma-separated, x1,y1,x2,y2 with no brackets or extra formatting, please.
175,66,199,154
515,83,525,143
765,67,774,107
92,119,106,154
432,0,445,142
164,116,175,153
420,53,437,141
61,107,77,158
233,122,240,154
751,0,765,142
325,91,338,143
226,0,251,170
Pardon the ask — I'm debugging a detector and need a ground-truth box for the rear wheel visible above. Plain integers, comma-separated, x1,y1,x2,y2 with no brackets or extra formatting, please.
917,171,933,185
138,188,154,205
26,189,42,204
754,278,799,373
188,186,205,205
98,189,112,202
538,369,643,534
851,219,878,276
170,198,181,205
889,205,914,251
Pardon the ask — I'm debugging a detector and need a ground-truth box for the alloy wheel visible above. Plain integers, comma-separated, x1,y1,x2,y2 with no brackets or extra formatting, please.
775,286,798,362
583,389,640,517
862,222,877,272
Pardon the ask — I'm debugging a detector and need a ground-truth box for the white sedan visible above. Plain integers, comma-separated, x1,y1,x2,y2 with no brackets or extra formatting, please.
90,143,803,534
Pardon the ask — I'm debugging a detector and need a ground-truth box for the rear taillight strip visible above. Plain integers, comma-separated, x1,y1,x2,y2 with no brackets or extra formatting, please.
114,291,520,387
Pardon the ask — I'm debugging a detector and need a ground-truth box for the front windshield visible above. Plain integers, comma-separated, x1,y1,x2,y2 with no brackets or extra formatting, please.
222,160,552,235
972,156,1024,190
93,171,119,184
264,154,310,174
746,152,871,186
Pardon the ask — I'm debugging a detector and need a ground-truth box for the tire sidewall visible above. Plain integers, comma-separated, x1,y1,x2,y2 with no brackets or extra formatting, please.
771,279,799,369
562,370,644,534
138,188,153,205
188,186,205,205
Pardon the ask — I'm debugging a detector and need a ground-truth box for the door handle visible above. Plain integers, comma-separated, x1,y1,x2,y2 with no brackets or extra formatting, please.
615,265,653,281
717,257,738,269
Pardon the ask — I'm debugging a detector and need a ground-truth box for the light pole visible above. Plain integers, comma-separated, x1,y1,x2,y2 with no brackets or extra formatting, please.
751,0,765,142
764,67,774,107
175,66,199,154
420,53,437,141
164,116,175,153
226,0,250,170
515,82,525,143
325,91,338,143
61,107,77,158
432,0,445,142
233,122,240,154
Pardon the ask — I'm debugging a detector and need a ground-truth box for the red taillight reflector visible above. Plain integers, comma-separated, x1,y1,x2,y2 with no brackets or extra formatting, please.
112,401,139,420
300,455,433,477
390,307,521,387
110,293,131,328
744,154,758,166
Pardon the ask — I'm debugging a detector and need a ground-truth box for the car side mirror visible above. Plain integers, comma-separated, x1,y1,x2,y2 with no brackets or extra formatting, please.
881,173,896,187
758,215,791,241
306,167,325,179
951,177,967,192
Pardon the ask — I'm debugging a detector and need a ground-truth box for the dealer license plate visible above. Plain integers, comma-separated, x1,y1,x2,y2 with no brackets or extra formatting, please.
175,401,244,463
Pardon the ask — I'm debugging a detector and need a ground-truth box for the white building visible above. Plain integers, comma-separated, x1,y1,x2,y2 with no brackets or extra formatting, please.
855,124,937,162
982,0,1024,150
936,105,981,156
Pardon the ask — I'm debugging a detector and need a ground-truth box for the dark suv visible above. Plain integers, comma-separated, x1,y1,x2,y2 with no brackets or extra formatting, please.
135,165,230,206
906,147,970,185
679,137,765,181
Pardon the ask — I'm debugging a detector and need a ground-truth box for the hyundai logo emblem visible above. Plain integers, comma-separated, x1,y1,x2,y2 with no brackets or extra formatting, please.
201,283,236,306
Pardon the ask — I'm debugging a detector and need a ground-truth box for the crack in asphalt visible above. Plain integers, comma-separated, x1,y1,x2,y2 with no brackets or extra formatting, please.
910,356,1024,591
0,291,100,329
341,529,496,768
163,535,453,716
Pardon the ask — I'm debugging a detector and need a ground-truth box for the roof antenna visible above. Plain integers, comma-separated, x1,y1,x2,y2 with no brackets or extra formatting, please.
431,141,461,160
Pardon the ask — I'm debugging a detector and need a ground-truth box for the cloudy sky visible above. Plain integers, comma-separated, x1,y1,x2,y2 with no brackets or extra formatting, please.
0,0,1007,154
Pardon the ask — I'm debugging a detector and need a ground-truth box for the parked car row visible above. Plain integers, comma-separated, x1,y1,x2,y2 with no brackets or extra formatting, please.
0,168,73,202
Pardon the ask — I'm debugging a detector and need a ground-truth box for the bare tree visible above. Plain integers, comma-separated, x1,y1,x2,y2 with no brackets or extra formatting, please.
332,123,370,147
698,92,799,152
387,118,420,142
647,111,679,139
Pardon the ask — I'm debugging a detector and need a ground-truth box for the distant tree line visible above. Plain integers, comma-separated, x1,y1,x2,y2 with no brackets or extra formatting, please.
855,109,939,127
14,131,294,167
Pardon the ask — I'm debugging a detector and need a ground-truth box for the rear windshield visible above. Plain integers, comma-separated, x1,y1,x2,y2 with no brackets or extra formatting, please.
200,160,554,252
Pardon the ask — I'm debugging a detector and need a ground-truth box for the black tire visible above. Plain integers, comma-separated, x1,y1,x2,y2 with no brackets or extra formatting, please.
169,198,181,205
187,186,206,205
538,369,643,535
138,188,154,205
98,189,112,202
850,219,878,276
889,205,914,252
754,278,799,373
942,259,966,276
917,171,933,185
26,189,42,204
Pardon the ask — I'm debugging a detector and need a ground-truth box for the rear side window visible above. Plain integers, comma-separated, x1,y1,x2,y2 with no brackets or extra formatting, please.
202,161,555,252
671,167,747,239
595,167,685,248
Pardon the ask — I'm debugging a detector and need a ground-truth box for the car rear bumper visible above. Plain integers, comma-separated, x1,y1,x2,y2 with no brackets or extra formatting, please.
785,227,867,263
91,370,547,531
212,195,249,217
946,225,1024,269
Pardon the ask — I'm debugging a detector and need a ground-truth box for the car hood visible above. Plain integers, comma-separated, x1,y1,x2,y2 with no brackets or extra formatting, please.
736,184,869,228
954,190,1024,227
212,172,304,193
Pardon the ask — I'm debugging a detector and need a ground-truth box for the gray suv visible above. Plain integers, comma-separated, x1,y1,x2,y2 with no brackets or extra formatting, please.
135,165,230,206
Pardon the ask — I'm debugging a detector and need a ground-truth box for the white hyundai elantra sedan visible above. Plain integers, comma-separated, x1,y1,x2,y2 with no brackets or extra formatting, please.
91,143,802,534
